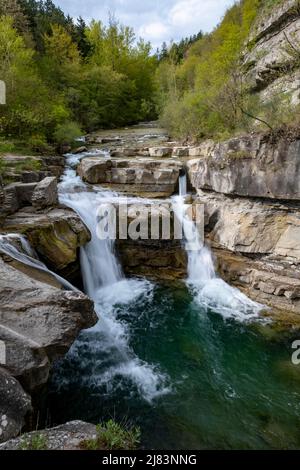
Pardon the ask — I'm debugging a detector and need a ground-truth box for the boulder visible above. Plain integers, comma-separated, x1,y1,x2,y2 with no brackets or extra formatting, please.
2,208,91,271
0,368,32,443
32,177,58,209
0,259,97,392
149,147,173,158
0,421,97,450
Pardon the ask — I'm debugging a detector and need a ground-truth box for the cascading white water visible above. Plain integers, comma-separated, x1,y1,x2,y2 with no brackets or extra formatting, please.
179,173,187,197
56,149,169,401
0,233,77,291
174,173,262,321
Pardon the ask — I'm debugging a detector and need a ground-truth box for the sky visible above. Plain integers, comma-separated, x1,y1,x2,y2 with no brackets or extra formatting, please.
54,0,235,49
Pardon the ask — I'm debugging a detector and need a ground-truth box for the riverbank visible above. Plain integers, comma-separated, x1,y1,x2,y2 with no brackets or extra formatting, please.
0,123,300,449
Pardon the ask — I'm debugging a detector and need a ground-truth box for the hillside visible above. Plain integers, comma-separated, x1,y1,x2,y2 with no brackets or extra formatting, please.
156,0,300,140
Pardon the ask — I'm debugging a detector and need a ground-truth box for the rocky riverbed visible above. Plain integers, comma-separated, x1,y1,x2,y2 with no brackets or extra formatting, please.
0,122,300,447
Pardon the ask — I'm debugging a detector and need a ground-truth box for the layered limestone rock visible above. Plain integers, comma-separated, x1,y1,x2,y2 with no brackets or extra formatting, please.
78,157,182,197
117,239,187,280
194,188,300,313
243,0,300,105
0,155,65,186
187,134,300,200
0,176,58,217
115,202,187,280
0,258,97,393
1,208,90,272
213,246,300,318
31,177,58,209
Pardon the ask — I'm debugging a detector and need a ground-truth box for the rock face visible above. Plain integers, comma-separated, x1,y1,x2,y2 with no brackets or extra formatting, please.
187,134,300,200
0,368,32,443
118,239,187,280
0,421,97,450
200,191,300,259
2,208,90,272
0,258,97,392
189,153,300,314
243,0,300,106
31,177,58,209
78,157,182,197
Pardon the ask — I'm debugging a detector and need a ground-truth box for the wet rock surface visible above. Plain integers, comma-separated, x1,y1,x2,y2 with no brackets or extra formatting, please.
78,157,183,197
0,420,97,450
0,258,97,392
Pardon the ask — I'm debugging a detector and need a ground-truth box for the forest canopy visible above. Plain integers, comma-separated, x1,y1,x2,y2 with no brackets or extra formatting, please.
0,0,296,149
0,0,158,148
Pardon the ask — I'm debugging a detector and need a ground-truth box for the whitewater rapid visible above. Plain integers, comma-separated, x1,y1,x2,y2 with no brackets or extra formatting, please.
172,174,263,321
57,149,170,402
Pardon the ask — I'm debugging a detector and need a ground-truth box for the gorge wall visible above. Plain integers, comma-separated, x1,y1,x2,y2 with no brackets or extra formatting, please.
186,134,300,318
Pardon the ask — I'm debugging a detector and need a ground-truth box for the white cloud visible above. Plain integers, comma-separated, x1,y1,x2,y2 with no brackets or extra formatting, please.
139,21,170,42
55,0,236,48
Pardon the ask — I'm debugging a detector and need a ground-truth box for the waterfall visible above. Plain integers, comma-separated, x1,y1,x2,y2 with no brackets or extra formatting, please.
55,150,169,401
59,190,123,298
0,233,77,291
179,173,187,197
173,174,262,321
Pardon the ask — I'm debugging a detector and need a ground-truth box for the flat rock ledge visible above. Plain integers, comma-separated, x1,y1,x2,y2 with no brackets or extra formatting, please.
0,421,97,450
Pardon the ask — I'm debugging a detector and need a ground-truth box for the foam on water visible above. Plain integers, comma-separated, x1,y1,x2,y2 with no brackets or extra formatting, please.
0,233,77,291
56,149,170,402
173,174,263,322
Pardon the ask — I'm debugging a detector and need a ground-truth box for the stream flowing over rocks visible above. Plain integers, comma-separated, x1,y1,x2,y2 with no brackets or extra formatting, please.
0,121,300,448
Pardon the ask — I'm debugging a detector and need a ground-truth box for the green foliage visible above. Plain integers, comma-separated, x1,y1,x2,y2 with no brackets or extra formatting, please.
19,433,48,450
0,2,158,145
53,121,82,145
82,420,141,451
0,139,15,154
155,0,263,139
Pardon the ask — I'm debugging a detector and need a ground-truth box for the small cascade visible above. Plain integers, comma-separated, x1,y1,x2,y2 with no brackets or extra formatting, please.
173,176,262,321
0,233,77,291
54,149,169,401
179,172,187,197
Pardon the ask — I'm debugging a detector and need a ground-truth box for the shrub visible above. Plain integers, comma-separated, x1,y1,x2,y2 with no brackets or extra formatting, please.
53,121,82,146
26,134,49,153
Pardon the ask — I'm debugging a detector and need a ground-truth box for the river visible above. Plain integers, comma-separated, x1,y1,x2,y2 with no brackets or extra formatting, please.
44,131,300,450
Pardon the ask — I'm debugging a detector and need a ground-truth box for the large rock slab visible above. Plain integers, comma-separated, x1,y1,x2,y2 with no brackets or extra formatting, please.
0,259,97,392
0,421,97,450
199,190,300,261
187,134,300,200
1,208,90,271
78,157,182,197
214,246,300,317
0,368,32,443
